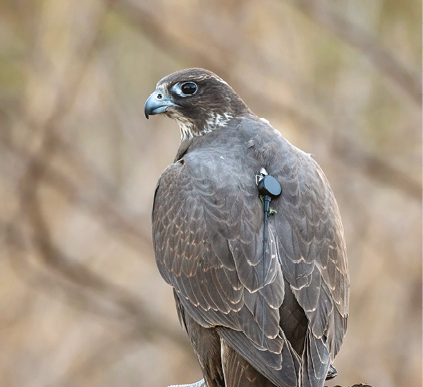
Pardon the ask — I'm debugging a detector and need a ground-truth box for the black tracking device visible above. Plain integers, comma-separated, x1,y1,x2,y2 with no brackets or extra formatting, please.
256,169,282,346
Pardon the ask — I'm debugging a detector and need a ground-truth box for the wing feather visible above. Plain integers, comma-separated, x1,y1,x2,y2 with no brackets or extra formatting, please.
153,118,349,386
153,143,300,386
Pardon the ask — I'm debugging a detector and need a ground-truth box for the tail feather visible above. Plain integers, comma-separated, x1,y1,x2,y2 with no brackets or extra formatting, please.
300,329,330,387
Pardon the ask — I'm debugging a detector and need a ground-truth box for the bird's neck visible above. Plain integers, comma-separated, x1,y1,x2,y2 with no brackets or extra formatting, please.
176,112,234,141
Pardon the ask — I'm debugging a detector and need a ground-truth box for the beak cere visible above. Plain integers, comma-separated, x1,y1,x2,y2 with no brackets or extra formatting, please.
144,89,177,119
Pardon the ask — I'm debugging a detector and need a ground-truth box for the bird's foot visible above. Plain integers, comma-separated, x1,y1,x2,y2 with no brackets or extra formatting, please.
168,378,206,387
326,364,338,380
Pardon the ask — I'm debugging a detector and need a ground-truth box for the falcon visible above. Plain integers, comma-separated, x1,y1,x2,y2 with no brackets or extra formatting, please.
145,68,349,387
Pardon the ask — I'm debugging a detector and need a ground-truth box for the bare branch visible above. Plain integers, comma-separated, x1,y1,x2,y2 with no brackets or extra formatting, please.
1,134,152,252
286,0,420,106
3,219,189,350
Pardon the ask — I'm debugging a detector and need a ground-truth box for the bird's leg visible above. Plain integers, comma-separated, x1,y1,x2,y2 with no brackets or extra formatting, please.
168,379,206,387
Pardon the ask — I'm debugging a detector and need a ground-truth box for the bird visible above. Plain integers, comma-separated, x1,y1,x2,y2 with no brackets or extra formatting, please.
145,68,349,387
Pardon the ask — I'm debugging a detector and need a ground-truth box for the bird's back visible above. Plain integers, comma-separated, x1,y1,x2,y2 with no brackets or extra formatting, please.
152,117,348,387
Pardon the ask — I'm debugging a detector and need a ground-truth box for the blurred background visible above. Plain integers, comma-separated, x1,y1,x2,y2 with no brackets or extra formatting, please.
0,0,420,386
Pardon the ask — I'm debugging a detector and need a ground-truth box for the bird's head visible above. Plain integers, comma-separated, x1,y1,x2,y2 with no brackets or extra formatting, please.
144,68,252,140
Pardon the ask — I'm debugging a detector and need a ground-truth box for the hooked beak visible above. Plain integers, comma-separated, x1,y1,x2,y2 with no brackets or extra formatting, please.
144,90,178,119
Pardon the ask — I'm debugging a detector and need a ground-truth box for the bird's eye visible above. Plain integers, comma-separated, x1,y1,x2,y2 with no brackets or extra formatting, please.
171,81,198,97
180,82,198,96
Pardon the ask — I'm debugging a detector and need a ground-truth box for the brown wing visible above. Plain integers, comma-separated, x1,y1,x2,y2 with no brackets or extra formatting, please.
152,143,300,387
153,118,349,387
236,118,349,386
257,126,349,386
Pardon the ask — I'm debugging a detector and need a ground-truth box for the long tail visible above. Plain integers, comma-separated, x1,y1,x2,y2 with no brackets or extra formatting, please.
300,329,331,387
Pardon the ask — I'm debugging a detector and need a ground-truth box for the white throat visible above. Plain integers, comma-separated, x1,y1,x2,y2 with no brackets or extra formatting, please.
175,112,233,142
177,119,196,141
